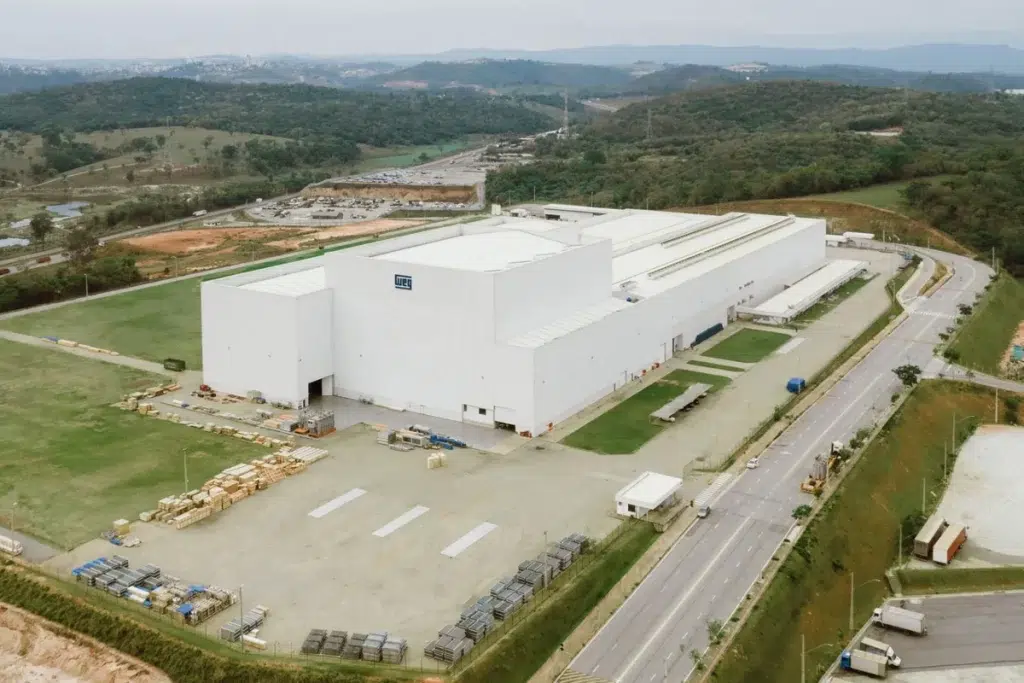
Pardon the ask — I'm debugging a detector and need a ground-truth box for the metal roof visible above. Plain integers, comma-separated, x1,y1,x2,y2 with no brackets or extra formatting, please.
742,259,866,321
375,230,570,272
239,267,326,297
650,384,713,422
506,298,629,348
615,472,683,509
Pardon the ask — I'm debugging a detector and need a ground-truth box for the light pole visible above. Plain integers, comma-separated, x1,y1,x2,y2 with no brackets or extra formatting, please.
802,636,840,683
951,412,974,452
849,573,885,631
238,584,244,651
183,449,189,493
10,500,16,532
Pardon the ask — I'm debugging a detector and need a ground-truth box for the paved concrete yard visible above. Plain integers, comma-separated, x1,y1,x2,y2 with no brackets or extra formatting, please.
936,425,1024,564
861,594,1024,672
625,248,902,471
46,427,647,658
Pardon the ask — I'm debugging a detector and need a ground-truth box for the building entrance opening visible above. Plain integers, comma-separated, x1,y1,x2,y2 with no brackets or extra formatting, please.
495,420,516,432
308,378,323,399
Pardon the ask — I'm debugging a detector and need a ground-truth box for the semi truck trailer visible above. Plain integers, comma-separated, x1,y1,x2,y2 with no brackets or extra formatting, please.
872,605,927,635
841,649,887,678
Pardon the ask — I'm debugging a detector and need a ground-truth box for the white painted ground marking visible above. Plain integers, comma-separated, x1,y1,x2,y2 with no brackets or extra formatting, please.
308,488,366,519
775,337,806,354
441,522,498,558
614,518,752,683
372,505,430,537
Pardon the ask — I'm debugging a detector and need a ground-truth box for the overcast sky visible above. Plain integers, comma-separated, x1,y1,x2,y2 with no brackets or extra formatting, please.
3,0,1022,59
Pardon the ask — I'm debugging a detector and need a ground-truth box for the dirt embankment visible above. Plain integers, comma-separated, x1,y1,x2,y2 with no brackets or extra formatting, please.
121,219,425,256
0,602,171,683
303,182,477,203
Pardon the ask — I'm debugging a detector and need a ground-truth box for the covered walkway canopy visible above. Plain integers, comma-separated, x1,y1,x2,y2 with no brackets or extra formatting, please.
650,383,713,422
738,259,867,324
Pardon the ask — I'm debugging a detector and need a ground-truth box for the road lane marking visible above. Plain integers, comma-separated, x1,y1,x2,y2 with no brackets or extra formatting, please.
441,522,497,558
307,488,366,518
613,518,752,683
372,505,429,537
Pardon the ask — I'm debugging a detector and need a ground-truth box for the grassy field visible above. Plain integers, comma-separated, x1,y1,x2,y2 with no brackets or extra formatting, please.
689,199,968,256
0,339,265,548
704,328,792,363
948,272,1024,375
562,370,731,454
807,176,959,210
794,276,871,324
897,567,1024,595
1,278,204,369
456,521,658,683
710,381,1005,683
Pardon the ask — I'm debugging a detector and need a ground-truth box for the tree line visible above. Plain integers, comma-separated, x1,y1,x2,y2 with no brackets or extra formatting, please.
0,77,555,147
487,81,1024,272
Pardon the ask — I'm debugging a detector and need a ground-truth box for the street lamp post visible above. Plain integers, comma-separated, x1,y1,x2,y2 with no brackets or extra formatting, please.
802,636,841,683
850,573,885,631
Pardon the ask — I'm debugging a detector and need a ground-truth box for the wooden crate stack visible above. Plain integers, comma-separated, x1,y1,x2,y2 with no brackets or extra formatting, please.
140,447,328,528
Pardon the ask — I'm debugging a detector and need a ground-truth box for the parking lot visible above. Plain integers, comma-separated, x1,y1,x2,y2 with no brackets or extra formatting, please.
861,594,1024,671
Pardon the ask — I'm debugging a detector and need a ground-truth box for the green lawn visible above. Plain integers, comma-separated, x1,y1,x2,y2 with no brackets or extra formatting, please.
562,370,730,454
1,278,204,369
948,272,1024,375
710,381,1002,683
704,328,792,363
809,175,959,210
898,567,1024,595
0,339,265,548
794,276,871,324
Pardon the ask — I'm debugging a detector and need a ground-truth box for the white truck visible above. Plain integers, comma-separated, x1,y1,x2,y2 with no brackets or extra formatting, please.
841,649,887,678
872,605,927,635
860,637,902,667
0,534,24,556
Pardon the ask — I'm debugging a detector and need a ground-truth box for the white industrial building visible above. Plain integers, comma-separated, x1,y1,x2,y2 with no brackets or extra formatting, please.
201,205,826,435
615,471,683,518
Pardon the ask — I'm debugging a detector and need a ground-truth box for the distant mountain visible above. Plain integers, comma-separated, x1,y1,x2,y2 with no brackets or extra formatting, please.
613,63,1024,96
435,43,1024,73
366,59,634,90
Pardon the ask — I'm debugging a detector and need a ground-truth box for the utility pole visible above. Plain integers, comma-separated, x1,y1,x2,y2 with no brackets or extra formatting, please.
84,273,89,297
995,388,1000,423
183,449,189,493
801,633,806,683
849,572,855,631
647,107,653,141
944,442,948,479
239,584,244,651
898,522,903,566
562,91,569,138
952,412,957,451
922,478,926,513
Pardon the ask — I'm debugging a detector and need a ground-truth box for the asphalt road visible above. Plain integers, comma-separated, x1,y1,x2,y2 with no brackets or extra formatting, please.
568,247,992,683
864,594,1024,671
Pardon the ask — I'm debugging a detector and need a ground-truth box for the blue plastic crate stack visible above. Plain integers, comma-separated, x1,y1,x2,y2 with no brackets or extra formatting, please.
71,556,236,624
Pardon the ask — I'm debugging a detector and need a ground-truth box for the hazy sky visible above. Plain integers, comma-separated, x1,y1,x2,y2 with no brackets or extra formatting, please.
3,0,1022,59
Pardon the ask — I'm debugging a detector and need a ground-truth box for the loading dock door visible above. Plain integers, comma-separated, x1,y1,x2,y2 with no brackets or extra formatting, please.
463,404,496,427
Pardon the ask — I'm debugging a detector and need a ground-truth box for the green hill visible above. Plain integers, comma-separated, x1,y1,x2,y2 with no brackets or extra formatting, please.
373,59,635,90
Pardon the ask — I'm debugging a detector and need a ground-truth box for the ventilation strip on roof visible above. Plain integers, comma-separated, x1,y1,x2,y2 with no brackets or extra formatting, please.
647,216,797,280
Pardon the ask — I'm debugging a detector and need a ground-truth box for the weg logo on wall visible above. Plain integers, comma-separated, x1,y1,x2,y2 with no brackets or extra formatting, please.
394,274,413,290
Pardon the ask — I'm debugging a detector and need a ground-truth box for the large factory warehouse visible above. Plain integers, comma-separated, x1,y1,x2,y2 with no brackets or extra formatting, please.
201,205,826,435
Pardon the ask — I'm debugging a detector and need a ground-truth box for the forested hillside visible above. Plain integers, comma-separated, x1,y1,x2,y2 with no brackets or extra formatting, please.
595,64,1024,97
0,78,554,146
372,59,634,89
488,81,1024,270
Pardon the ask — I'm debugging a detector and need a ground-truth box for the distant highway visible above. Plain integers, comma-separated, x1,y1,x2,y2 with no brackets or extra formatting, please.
565,247,992,683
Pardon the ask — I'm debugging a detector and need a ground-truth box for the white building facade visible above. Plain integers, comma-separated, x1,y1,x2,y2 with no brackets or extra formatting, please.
202,206,825,435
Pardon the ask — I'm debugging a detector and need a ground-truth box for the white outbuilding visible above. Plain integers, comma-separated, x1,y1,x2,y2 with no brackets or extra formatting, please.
615,471,684,518
201,205,826,435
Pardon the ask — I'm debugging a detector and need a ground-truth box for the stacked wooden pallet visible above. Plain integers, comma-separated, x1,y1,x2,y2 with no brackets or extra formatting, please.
139,447,329,527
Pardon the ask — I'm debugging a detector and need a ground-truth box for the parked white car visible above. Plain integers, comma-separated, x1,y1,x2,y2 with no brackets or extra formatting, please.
746,457,760,469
